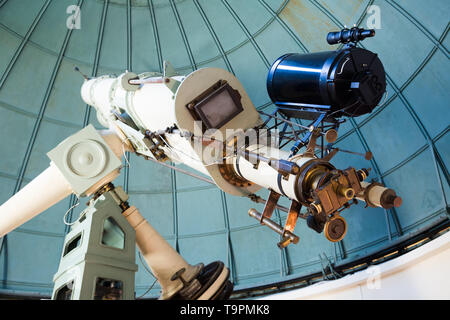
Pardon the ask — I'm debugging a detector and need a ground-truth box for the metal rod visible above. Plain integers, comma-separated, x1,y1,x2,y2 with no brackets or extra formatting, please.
259,111,311,131
315,144,371,159
129,77,168,85
146,157,215,185
247,194,291,215
189,134,274,166
248,209,299,244
74,66,89,80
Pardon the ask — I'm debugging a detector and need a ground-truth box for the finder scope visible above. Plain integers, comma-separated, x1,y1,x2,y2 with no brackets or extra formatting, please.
327,27,375,45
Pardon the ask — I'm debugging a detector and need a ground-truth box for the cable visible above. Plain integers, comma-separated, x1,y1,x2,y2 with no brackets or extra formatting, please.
136,279,158,300
161,134,239,167
327,89,389,119
146,156,215,185
159,135,205,165
136,251,158,299
120,137,133,169
336,57,350,75
326,99,360,118
63,196,81,226
258,110,311,131
138,251,155,276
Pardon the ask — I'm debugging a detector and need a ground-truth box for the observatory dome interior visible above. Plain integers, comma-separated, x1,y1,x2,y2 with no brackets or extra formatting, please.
0,0,448,299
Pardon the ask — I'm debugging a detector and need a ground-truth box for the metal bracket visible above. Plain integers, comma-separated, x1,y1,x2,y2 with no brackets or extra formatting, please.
290,113,326,156
248,208,299,249
303,128,321,158
164,76,181,95
248,193,301,249
261,190,281,223
143,130,169,162
163,61,178,78
322,148,340,161
162,61,181,94
278,201,302,248
268,158,300,180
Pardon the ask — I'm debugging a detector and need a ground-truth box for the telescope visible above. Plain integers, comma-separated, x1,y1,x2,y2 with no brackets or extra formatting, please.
327,27,376,45
267,27,385,121
0,28,401,300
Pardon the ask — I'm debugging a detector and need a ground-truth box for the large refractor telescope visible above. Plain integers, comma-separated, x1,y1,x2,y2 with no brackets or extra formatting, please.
77,27,400,244
0,27,402,299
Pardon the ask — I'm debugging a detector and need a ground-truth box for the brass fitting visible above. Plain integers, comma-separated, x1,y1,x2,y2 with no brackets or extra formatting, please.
325,129,338,143
337,186,355,200
356,168,369,181
324,216,347,242
310,202,323,214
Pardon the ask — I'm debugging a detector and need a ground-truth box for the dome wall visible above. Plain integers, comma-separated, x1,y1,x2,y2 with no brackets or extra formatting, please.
0,0,448,297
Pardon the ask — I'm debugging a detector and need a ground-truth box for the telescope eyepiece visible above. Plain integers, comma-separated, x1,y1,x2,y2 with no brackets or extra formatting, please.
327,27,375,45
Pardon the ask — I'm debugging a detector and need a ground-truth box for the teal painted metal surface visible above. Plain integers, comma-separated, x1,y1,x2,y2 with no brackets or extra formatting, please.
0,0,448,298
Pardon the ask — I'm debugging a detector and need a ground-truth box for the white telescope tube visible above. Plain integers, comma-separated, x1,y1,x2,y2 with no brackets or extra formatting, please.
81,74,182,132
80,68,264,198
0,163,73,237
356,181,403,209
233,145,314,202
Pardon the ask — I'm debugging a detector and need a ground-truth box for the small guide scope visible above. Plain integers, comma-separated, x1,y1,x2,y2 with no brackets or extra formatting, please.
327,27,375,45
267,27,385,120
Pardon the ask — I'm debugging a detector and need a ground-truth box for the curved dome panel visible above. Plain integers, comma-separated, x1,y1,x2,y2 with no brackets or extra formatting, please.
0,0,448,298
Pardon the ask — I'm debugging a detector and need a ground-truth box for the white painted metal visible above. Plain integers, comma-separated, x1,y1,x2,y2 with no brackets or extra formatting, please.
174,68,263,196
234,147,314,202
356,181,391,207
259,231,450,300
80,68,397,208
0,129,128,237
80,76,117,128
47,125,123,197
80,68,264,197
161,132,210,176
122,205,200,300
127,77,184,131
0,162,73,237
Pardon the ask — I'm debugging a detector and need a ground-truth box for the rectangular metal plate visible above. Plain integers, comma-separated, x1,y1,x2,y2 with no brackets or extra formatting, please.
187,81,243,130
